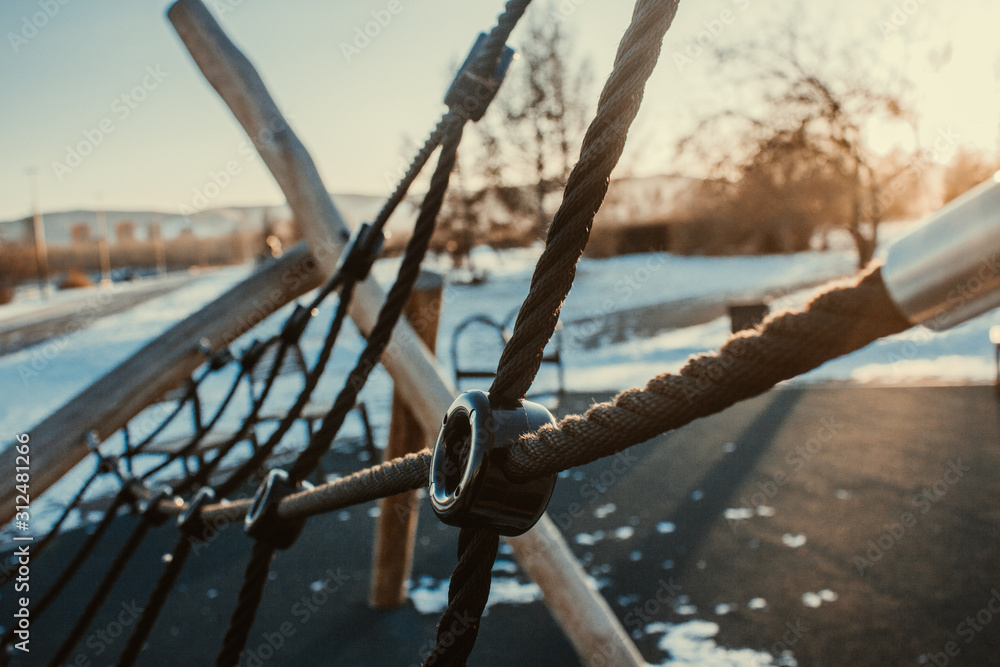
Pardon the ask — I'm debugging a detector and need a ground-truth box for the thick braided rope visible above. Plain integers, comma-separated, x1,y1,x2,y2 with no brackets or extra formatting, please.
215,540,276,667
501,264,912,479
179,267,909,528
428,2,681,664
279,450,430,518
490,0,681,402
423,528,499,667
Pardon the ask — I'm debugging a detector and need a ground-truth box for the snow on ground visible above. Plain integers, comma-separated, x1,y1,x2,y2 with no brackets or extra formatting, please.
2,243,996,666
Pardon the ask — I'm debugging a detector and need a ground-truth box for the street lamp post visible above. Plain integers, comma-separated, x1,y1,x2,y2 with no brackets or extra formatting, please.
27,168,50,298
96,199,111,285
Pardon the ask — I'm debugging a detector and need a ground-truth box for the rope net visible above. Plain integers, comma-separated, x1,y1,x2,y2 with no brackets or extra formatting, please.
0,0,921,665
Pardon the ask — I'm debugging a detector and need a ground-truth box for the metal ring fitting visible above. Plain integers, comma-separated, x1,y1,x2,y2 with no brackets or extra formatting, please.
178,487,217,541
244,469,313,550
429,390,557,536
139,484,180,527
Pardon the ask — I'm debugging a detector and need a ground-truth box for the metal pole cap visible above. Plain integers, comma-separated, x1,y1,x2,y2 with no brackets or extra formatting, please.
429,390,557,536
883,172,1000,330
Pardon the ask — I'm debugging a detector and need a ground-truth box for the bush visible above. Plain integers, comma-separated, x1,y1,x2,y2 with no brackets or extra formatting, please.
59,268,94,290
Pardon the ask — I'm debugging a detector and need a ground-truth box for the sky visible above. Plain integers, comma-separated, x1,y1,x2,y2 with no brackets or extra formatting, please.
1,0,999,223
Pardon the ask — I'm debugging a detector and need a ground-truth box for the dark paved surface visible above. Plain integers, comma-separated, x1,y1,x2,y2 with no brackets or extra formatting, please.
2,385,998,666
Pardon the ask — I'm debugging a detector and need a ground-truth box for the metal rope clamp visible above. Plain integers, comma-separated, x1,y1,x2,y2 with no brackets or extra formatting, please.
429,390,557,536
339,222,385,282
178,487,217,543
138,484,181,527
444,33,516,122
244,469,313,550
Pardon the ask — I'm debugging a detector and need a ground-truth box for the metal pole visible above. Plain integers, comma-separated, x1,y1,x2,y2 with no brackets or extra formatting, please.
27,168,50,298
96,199,112,285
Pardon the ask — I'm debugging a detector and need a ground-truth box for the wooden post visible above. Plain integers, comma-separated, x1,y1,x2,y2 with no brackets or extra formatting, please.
370,270,443,609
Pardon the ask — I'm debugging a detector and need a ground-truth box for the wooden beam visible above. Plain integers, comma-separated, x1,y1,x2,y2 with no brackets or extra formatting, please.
167,0,348,275
370,270,443,610
507,516,647,667
167,0,455,443
0,244,323,523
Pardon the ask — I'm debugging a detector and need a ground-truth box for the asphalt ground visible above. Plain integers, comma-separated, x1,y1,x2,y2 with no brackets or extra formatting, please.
1,384,998,666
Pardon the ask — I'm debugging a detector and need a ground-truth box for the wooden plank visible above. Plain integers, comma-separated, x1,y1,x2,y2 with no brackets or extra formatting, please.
370,270,443,609
0,244,324,523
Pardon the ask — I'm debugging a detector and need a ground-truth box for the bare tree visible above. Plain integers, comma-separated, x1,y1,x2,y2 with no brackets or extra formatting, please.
678,26,918,267
491,5,592,239
942,147,997,203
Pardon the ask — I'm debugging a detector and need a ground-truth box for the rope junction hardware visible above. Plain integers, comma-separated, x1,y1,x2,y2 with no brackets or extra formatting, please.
429,390,557,537
7,0,1000,664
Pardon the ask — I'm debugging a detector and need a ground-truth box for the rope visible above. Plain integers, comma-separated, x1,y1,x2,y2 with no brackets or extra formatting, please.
115,536,193,666
491,0,681,403
212,114,466,667
0,485,129,652
423,528,498,667
287,114,465,485
155,264,911,530
214,281,356,498
215,540,276,667
500,265,911,479
0,465,99,590
46,519,153,667
428,1,681,663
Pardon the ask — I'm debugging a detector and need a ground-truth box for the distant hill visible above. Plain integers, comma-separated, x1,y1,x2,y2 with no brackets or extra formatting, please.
0,175,695,248
0,193,419,246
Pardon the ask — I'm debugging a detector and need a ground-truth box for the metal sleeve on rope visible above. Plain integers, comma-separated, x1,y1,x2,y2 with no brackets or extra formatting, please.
882,172,1000,330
